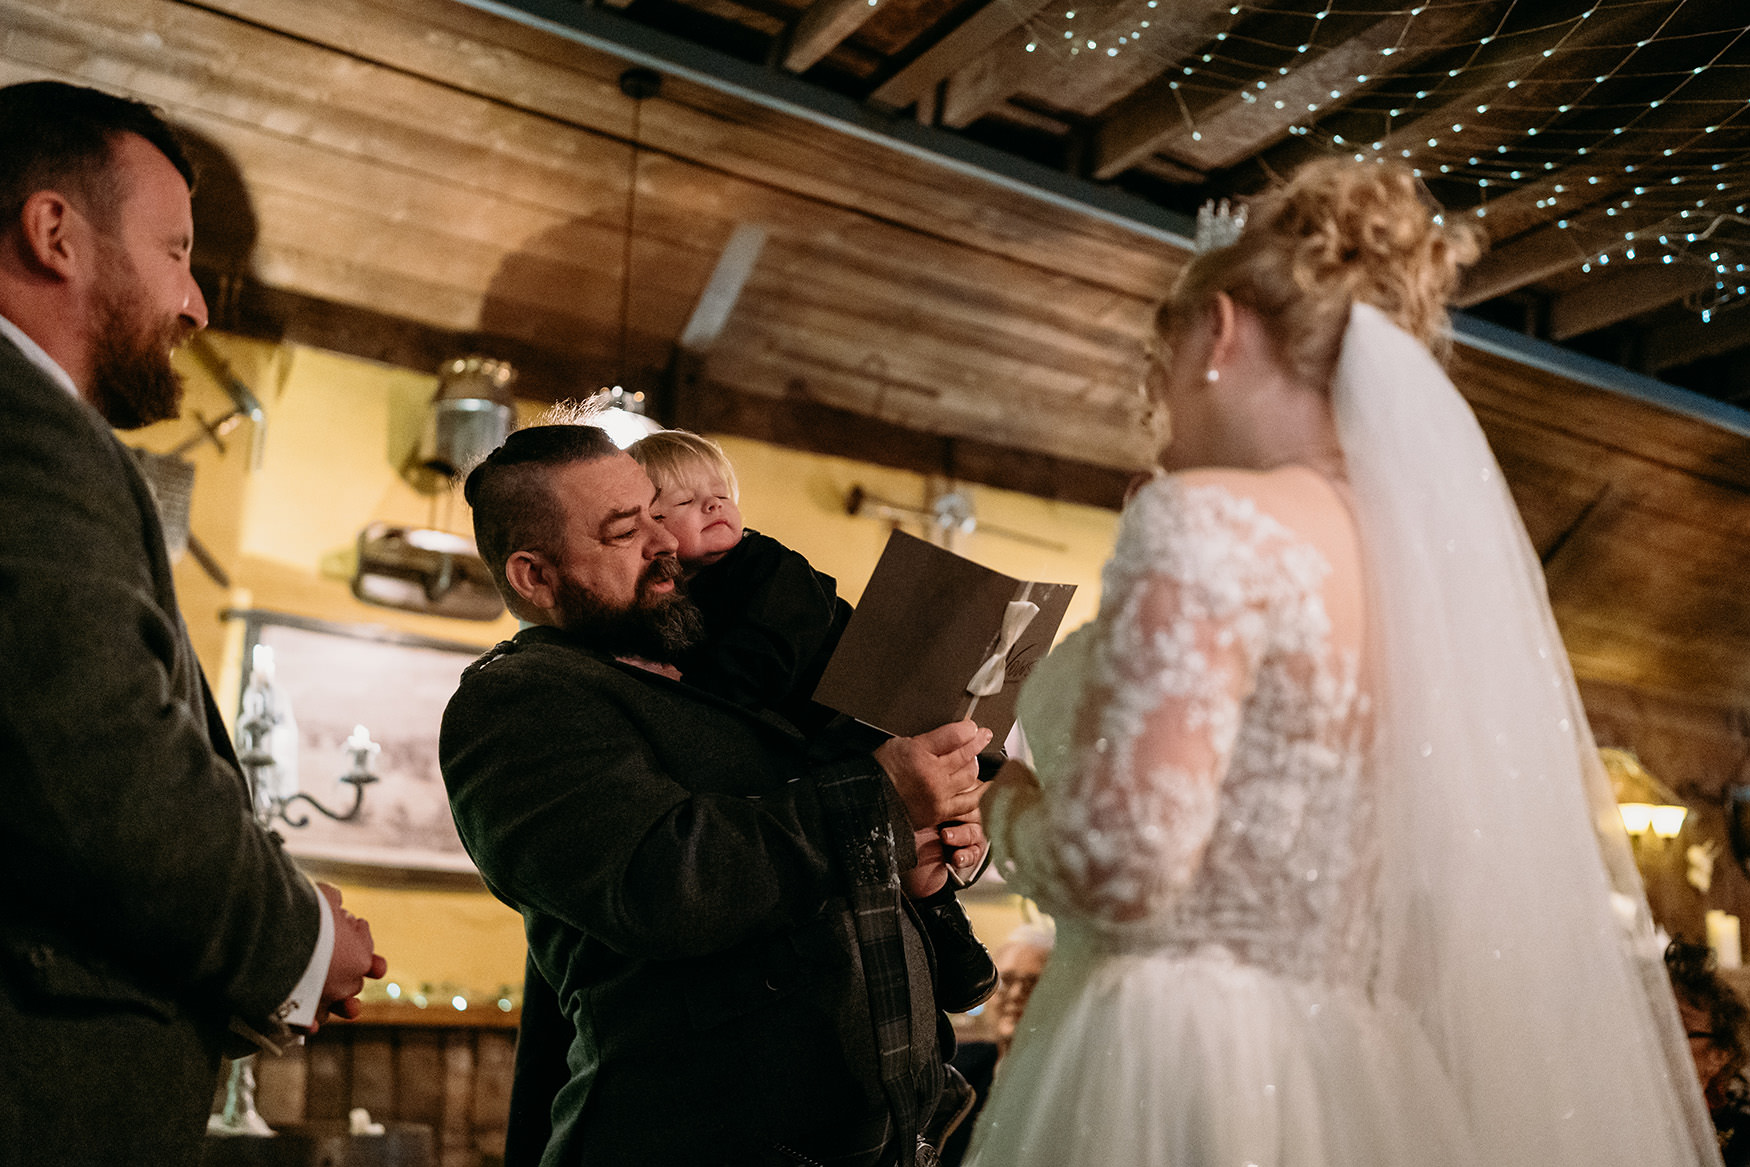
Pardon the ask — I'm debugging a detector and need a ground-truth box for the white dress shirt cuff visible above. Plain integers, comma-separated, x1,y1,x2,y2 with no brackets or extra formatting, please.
279,886,335,1028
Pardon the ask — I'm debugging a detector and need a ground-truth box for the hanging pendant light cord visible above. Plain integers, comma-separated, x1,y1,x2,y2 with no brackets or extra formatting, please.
613,67,661,392
617,100,639,392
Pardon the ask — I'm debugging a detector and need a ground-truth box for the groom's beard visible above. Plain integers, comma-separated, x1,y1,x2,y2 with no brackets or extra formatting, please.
553,557,703,663
86,241,193,431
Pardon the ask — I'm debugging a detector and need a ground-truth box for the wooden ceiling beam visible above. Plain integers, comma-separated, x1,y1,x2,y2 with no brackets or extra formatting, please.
1642,303,1750,375
867,0,1056,112
1548,261,1717,341
784,0,885,74
1095,5,1483,179
1243,0,1661,195
1415,55,1750,251
939,0,1239,131
1455,198,1699,307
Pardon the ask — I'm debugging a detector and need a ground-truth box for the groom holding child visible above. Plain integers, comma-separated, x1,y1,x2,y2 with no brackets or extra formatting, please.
443,422,994,1166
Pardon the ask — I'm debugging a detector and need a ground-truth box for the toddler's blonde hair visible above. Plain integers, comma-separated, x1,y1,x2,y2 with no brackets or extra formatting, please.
628,429,741,503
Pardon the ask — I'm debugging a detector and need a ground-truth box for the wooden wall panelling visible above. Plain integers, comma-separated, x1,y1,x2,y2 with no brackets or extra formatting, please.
1455,347,1750,490
680,380,1135,507
628,166,1165,418
184,0,1185,300
396,1029,447,1132
632,78,1183,297
718,294,1143,436
1451,351,1750,707
305,1037,353,1120
3,0,605,189
1582,679,1750,797
2,2,636,322
471,1031,516,1164
754,225,1154,369
722,268,1139,412
440,1034,477,1167
1508,457,1750,699
214,1020,519,1165
351,1030,399,1122
200,0,637,134
5,0,1186,439
705,320,1153,468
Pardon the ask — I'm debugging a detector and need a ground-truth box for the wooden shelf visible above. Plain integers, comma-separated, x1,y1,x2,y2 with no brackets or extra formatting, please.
343,1000,519,1030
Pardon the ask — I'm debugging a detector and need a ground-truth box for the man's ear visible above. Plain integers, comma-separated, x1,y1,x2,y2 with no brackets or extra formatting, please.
505,550,560,615
16,191,84,280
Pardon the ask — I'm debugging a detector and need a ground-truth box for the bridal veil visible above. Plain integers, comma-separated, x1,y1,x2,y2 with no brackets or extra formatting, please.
1337,301,1719,1164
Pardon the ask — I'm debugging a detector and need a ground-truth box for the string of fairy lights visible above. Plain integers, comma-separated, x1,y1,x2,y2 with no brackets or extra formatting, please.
1013,0,1750,323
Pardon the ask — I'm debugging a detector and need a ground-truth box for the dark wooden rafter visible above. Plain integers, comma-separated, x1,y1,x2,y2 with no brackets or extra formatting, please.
867,0,1058,111
1458,193,1740,309
1642,301,1750,374
785,0,886,73
1449,78,1750,303
1549,261,1717,341
936,0,1239,130
1094,0,1488,179
1240,0,1663,194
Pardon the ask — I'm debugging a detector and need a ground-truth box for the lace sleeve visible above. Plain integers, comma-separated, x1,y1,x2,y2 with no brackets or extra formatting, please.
991,479,1279,924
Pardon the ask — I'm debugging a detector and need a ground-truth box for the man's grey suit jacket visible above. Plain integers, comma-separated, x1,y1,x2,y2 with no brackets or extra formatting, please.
0,333,321,1164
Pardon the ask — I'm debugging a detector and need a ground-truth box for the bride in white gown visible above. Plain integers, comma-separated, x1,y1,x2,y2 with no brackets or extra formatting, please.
966,159,1720,1166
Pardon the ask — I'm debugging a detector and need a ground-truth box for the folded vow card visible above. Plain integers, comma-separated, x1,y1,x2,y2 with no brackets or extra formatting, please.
813,530,1076,744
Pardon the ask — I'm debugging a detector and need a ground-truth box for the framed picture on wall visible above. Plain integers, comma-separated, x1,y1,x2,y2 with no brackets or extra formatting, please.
229,609,488,880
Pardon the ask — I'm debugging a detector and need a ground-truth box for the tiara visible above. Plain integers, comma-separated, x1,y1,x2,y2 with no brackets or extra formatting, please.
1194,199,1247,253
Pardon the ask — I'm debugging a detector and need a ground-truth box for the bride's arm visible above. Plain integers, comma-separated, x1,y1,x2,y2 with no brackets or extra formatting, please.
988,478,1271,923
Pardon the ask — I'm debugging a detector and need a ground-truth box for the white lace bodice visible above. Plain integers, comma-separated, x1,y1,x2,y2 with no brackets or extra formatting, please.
992,474,1375,985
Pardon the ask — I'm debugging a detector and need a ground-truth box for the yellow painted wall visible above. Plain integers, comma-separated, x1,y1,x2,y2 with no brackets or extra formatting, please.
131,332,1117,1002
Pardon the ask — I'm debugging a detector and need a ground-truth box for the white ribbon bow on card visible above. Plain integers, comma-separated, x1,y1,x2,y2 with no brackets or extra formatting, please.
965,596,1039,699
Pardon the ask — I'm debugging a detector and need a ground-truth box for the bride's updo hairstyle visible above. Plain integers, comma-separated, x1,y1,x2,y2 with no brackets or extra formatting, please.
1159,158,1482,391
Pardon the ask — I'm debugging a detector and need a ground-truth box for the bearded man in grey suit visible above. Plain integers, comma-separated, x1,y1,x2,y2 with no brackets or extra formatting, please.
0,80,388,1163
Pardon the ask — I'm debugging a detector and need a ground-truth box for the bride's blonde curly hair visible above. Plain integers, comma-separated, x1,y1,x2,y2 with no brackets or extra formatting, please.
1158,158,1483,390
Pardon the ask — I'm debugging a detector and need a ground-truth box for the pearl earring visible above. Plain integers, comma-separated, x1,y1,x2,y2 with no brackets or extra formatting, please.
1205,368,1220,384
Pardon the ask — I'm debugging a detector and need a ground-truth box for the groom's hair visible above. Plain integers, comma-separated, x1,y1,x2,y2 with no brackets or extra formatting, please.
0,80,195,232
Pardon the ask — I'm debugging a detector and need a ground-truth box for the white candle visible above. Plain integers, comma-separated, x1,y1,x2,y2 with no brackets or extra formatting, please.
1707,909,1742,970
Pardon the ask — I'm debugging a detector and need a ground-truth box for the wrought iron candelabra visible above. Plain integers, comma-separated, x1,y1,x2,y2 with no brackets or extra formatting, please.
236,715,380,830
211,651,380,1139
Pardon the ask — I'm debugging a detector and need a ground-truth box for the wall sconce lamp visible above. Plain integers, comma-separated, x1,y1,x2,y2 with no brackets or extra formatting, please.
1617,802,1688,839
235,644,379,830
1601,747,1688,840
403,355,517,494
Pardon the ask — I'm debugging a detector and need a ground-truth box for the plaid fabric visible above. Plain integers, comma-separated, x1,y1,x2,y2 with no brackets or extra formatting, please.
815,765,919,1167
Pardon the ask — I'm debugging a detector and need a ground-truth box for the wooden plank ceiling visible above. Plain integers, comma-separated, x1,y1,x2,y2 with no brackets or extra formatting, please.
2,0,1747,714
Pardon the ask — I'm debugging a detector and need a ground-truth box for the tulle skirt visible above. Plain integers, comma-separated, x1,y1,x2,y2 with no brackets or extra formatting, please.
963,943,1476,1167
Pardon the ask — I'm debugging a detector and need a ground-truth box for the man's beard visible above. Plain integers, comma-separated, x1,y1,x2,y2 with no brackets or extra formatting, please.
552,557,704,663
85,245,192,431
